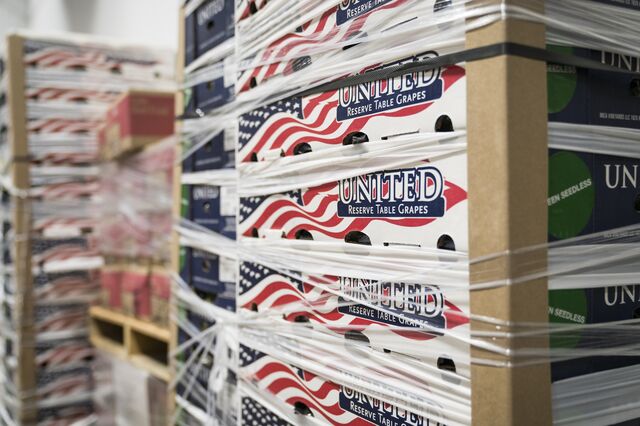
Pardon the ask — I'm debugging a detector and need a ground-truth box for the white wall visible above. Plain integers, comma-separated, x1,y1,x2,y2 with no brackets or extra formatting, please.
0,0,28,41
28,0,181,50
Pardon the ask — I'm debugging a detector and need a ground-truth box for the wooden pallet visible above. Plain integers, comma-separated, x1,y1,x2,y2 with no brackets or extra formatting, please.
89,306,171,382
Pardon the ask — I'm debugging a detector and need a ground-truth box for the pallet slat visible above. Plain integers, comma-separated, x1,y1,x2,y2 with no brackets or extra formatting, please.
89,306,171,382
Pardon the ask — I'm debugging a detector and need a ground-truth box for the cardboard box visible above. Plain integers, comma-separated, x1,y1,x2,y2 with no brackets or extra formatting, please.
236,0,454,93
194,58,235,113
150,262,171,327
548,46,640,129
548,148,640,241
547,147,640,380
100,261,123,310
238,394,291,426
239,154,469,251
239,344,447,425
238,63,466,162
193,126,236,171
101,90,175,160
121,262,151,319
188,184,237,238
549,284,640,381
189,248,236,311
238,260,470,376
37,400,94,426
184,0,235,62
34,269,99,304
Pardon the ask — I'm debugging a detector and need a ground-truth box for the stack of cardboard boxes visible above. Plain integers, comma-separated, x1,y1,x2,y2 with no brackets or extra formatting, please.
176,0,640,424
97,89,176,327
0,33,173,425
176,0,238,423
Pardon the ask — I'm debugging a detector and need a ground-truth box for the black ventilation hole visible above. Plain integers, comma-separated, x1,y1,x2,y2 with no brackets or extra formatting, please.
435,115,454,132
250,152,259,162
345,231,372,246
70,65,87,72
635,194,640,212
294,401,313,416
293,315,310,323
630,79,640,97
250,303,258,312
249,77,258,88
342,31,366,51
295,229,313,240
204,141,213,152
293,143,312,155
295,25,304,33
437,234,456,251
251,227,259,238
249,1,258,14
207,20,215,30
203,202,211,214
437,356,457,373
202,259,212,273
434,0,453,13
207,80,214,90
342,131,369,145
345,330,370,344
383,348,391,353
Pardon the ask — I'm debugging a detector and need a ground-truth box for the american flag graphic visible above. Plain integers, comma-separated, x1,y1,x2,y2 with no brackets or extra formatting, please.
238,173,467,241
31,152,98,166
38,367,93,400
26,87,119,104
241,396,293,426
240,346,420,426
236,0,409,92
31,180,100,200
31,238,99,264
34,271,99,302
35,340,95,369
28,117,101,134
24,46,116,72
38,403,94,426
36,305,89,333
33,217,97,235
238,65,465,161
239,262,468,343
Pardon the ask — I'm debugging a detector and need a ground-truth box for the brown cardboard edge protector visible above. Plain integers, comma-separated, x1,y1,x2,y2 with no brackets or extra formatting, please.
6,33,38,424
466,1,551,425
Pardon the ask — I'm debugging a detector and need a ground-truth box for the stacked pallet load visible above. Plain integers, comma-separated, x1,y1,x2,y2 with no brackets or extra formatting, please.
174,0,238,423
174,0,640,425
0,32,173,425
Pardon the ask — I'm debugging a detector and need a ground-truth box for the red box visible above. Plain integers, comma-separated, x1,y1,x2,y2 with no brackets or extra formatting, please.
100,260,123,310
101,89,175,160
121,262,151,319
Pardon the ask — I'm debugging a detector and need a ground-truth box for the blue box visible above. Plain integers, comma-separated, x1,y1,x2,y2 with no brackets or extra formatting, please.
189,184,236,238
549,148,640,381
189,248,236,311
550,285,640,381
184,12,196,67
548,149,640,242
591,0,640,11
194,0,234,56
548,46,640,129
193,58,234,113
193,128,235,171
